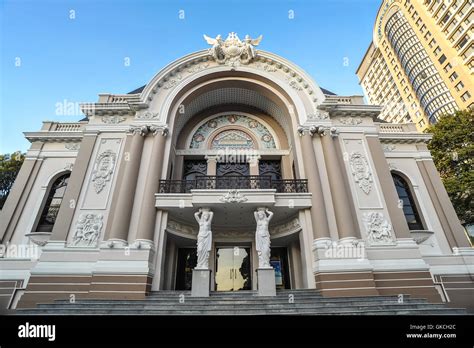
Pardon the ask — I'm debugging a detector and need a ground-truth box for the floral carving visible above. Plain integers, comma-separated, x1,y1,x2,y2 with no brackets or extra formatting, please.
339,117,362,125
349,152,373,194
65,143,80,151
91,150,116,193
307,112,329,120
136,111,159,120
219,189,248,203
102,116,126,124
383,144,396,151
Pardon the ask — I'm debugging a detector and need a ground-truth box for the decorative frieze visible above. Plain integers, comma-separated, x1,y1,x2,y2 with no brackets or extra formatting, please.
307,111,329,121
102,116,126,124
349,152,373,194
339,117,362,125
383,144,396,151
64,143,80,151
136,111,159,120
219,189,248,203
71,213,103,247
91,150,117,193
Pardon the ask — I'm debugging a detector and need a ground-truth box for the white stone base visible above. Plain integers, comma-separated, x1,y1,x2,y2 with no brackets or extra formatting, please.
191,269,211,297
257,268,276,296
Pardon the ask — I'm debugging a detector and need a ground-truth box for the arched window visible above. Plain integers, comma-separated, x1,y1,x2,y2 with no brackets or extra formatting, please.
37,173,70,232
391,173,423,230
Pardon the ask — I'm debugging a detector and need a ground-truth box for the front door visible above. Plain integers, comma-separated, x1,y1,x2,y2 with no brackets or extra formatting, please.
215,247,251,291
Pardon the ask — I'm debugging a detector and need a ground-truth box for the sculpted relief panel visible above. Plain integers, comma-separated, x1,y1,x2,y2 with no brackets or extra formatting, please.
70,213,103,248
341,138,383,209
81,138,123,210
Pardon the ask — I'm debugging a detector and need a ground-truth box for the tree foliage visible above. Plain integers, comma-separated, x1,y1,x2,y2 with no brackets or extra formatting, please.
427,109,474,226
0,152,25,209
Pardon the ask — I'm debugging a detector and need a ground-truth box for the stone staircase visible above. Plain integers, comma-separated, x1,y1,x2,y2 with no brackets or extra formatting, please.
16,289,467,315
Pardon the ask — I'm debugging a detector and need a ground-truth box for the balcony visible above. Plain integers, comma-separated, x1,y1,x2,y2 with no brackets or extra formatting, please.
158,176,308,193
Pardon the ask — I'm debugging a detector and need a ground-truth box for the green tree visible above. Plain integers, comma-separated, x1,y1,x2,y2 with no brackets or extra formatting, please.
0,152,25,209
427,109,473,229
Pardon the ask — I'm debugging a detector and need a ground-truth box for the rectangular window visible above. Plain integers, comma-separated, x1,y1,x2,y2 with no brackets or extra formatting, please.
419,119,425,127
438,54,447,64
444,63,452,72
457,35,468,49
449,72,458,81
433,46,441,55
420,24,426,33
429,39,437,48
455,81,464,91
461,91,471,102
441,13,450,24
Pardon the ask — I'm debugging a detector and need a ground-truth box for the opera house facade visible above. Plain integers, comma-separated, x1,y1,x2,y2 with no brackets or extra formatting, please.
0,33,472,311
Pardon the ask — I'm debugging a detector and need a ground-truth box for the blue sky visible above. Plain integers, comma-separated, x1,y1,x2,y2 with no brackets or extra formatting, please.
0,0,381,153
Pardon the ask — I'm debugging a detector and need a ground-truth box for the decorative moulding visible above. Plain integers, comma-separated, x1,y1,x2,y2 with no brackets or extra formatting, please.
339,117,362,125
219,189,248,203
64,143,80,151
102,116,126,124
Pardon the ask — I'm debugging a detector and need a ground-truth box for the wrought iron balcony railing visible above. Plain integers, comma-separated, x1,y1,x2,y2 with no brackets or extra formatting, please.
158,176,308,193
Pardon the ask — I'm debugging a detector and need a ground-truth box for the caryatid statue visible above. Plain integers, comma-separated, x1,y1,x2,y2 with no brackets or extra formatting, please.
254,208,273,269
194,208,214,269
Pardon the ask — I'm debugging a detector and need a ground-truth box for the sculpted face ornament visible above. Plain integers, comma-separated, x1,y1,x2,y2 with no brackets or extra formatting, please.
204,32,263,66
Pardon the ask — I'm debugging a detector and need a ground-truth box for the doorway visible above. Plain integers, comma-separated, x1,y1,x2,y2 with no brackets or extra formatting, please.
215,247,251,291
175,248,197,290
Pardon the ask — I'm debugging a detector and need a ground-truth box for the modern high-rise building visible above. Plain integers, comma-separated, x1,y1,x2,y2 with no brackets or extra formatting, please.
357,0,473,131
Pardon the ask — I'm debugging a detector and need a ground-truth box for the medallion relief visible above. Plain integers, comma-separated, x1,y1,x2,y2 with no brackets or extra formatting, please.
91,150,117,194
349,152,373,194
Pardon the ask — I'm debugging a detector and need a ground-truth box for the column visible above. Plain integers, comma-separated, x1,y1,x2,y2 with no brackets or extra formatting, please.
205,155,218,176
366,136,410,239
0,142,43,242
248,155,260,176
299,131,330,240
320,132,358,241
135,126,168,242
417,159,470,248
107,125,148,244
50,132,98,241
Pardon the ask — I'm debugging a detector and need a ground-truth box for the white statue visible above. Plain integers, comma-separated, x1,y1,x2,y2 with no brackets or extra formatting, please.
203,32,263,66
194,208,214,269
254,208,273,268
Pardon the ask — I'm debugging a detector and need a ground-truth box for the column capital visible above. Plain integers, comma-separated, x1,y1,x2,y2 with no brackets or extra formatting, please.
128,125,149,136
204,154,219,163
297,125,327,137
149,125,169,136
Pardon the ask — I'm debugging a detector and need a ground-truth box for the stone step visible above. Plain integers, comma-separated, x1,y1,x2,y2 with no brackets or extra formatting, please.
39,298,430,309
34,301,438,311
18,307,466,316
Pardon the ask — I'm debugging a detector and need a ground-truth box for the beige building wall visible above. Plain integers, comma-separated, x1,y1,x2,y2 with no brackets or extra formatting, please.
357,0,473,132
